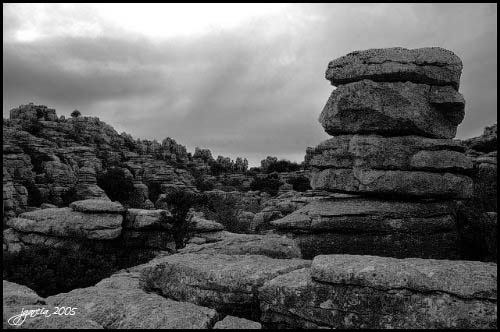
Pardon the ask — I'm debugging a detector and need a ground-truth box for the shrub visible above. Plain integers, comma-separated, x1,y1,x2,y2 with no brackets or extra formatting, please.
97,167,135,204
198,194,245,233
3,243,157,297
22,180,44,206
250,173,283,196
147,182,163,203
162,190,204,249
194,177,215,192
288,175,311,192
60,187,78,206
266,159,302,173
71,110,81,118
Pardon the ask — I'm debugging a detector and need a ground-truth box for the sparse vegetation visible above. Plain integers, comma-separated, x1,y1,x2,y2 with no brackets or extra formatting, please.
288,175,311,192
97,167,135,204
71,109,81,118
250,173,283,196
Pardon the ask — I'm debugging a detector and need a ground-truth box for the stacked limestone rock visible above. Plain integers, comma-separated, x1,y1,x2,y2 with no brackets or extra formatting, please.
74,166,109,200
273,47,474,260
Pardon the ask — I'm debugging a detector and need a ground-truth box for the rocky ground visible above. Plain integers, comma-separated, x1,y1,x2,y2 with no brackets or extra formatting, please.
3,46,497,329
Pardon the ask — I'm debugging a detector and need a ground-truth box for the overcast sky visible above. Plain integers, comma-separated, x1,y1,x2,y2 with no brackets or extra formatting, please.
3,3,497,166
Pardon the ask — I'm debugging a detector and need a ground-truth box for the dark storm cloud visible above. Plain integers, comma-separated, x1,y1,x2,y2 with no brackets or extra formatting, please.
3,4,497,166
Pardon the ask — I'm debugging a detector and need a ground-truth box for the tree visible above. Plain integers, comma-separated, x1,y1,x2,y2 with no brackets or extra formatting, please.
71,109,81,118
162,190,205,249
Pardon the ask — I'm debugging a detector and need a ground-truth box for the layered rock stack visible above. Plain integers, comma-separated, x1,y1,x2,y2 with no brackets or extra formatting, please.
74,166,109,200
273,47,474,260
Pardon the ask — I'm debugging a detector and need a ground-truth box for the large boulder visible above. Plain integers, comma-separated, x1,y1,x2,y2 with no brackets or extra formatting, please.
325,47,463,89
319,80,465,138
271,198,460,259
310,167,473,199
11,207,122,240
307,134,471,173
259,255,497,329
140,253,311,320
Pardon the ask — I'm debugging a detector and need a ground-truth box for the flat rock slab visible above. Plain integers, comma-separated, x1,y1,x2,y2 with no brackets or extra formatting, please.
310,167,473,199
271,198,456,231
47,271,218,329
3,228,90,253
70,199,124,213
307,134,471,173
124,209,173,230
179,233,302,259
13,208,122,240
325,47,462,89
259,266,497,329
140,253,311,320
312,254,497,300
271,198,460,259
214,315,262,329
320,80,464,139
190,215,225,232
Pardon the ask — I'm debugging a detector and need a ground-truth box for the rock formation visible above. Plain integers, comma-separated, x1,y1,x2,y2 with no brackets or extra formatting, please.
273,47,474,260
259,254,497,328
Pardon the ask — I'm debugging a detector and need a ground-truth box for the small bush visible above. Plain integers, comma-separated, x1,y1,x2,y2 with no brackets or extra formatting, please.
60,187,78,206
147,182,163,203
250,173,283,196
162,190,204,249
198,194,245,233
71,110,81,118
288,175,311,192
97,167,135,204
194,177,215,191
3,243,157,297
22,180,44,206
266,160,302,173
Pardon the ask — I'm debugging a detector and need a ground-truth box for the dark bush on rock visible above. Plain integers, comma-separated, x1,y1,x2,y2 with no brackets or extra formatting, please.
97,167,135,204
288,175,312,192
22,180,44,206
250,173,283,196
266,159,302,173
3,243,157,298
198,194,245,233
194,177,215,191
147,181,163,203
162,190,204,249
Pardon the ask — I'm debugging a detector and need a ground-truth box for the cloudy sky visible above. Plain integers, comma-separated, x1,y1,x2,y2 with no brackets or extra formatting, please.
3,3,497,166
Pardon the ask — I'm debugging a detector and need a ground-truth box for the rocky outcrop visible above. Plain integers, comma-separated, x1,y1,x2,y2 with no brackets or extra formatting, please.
277,47,472,259
259,255,497,329
74,167,109,200
140,253,311,320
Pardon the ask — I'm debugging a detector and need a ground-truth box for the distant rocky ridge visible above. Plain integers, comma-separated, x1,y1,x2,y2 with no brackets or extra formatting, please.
2,103,258,220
